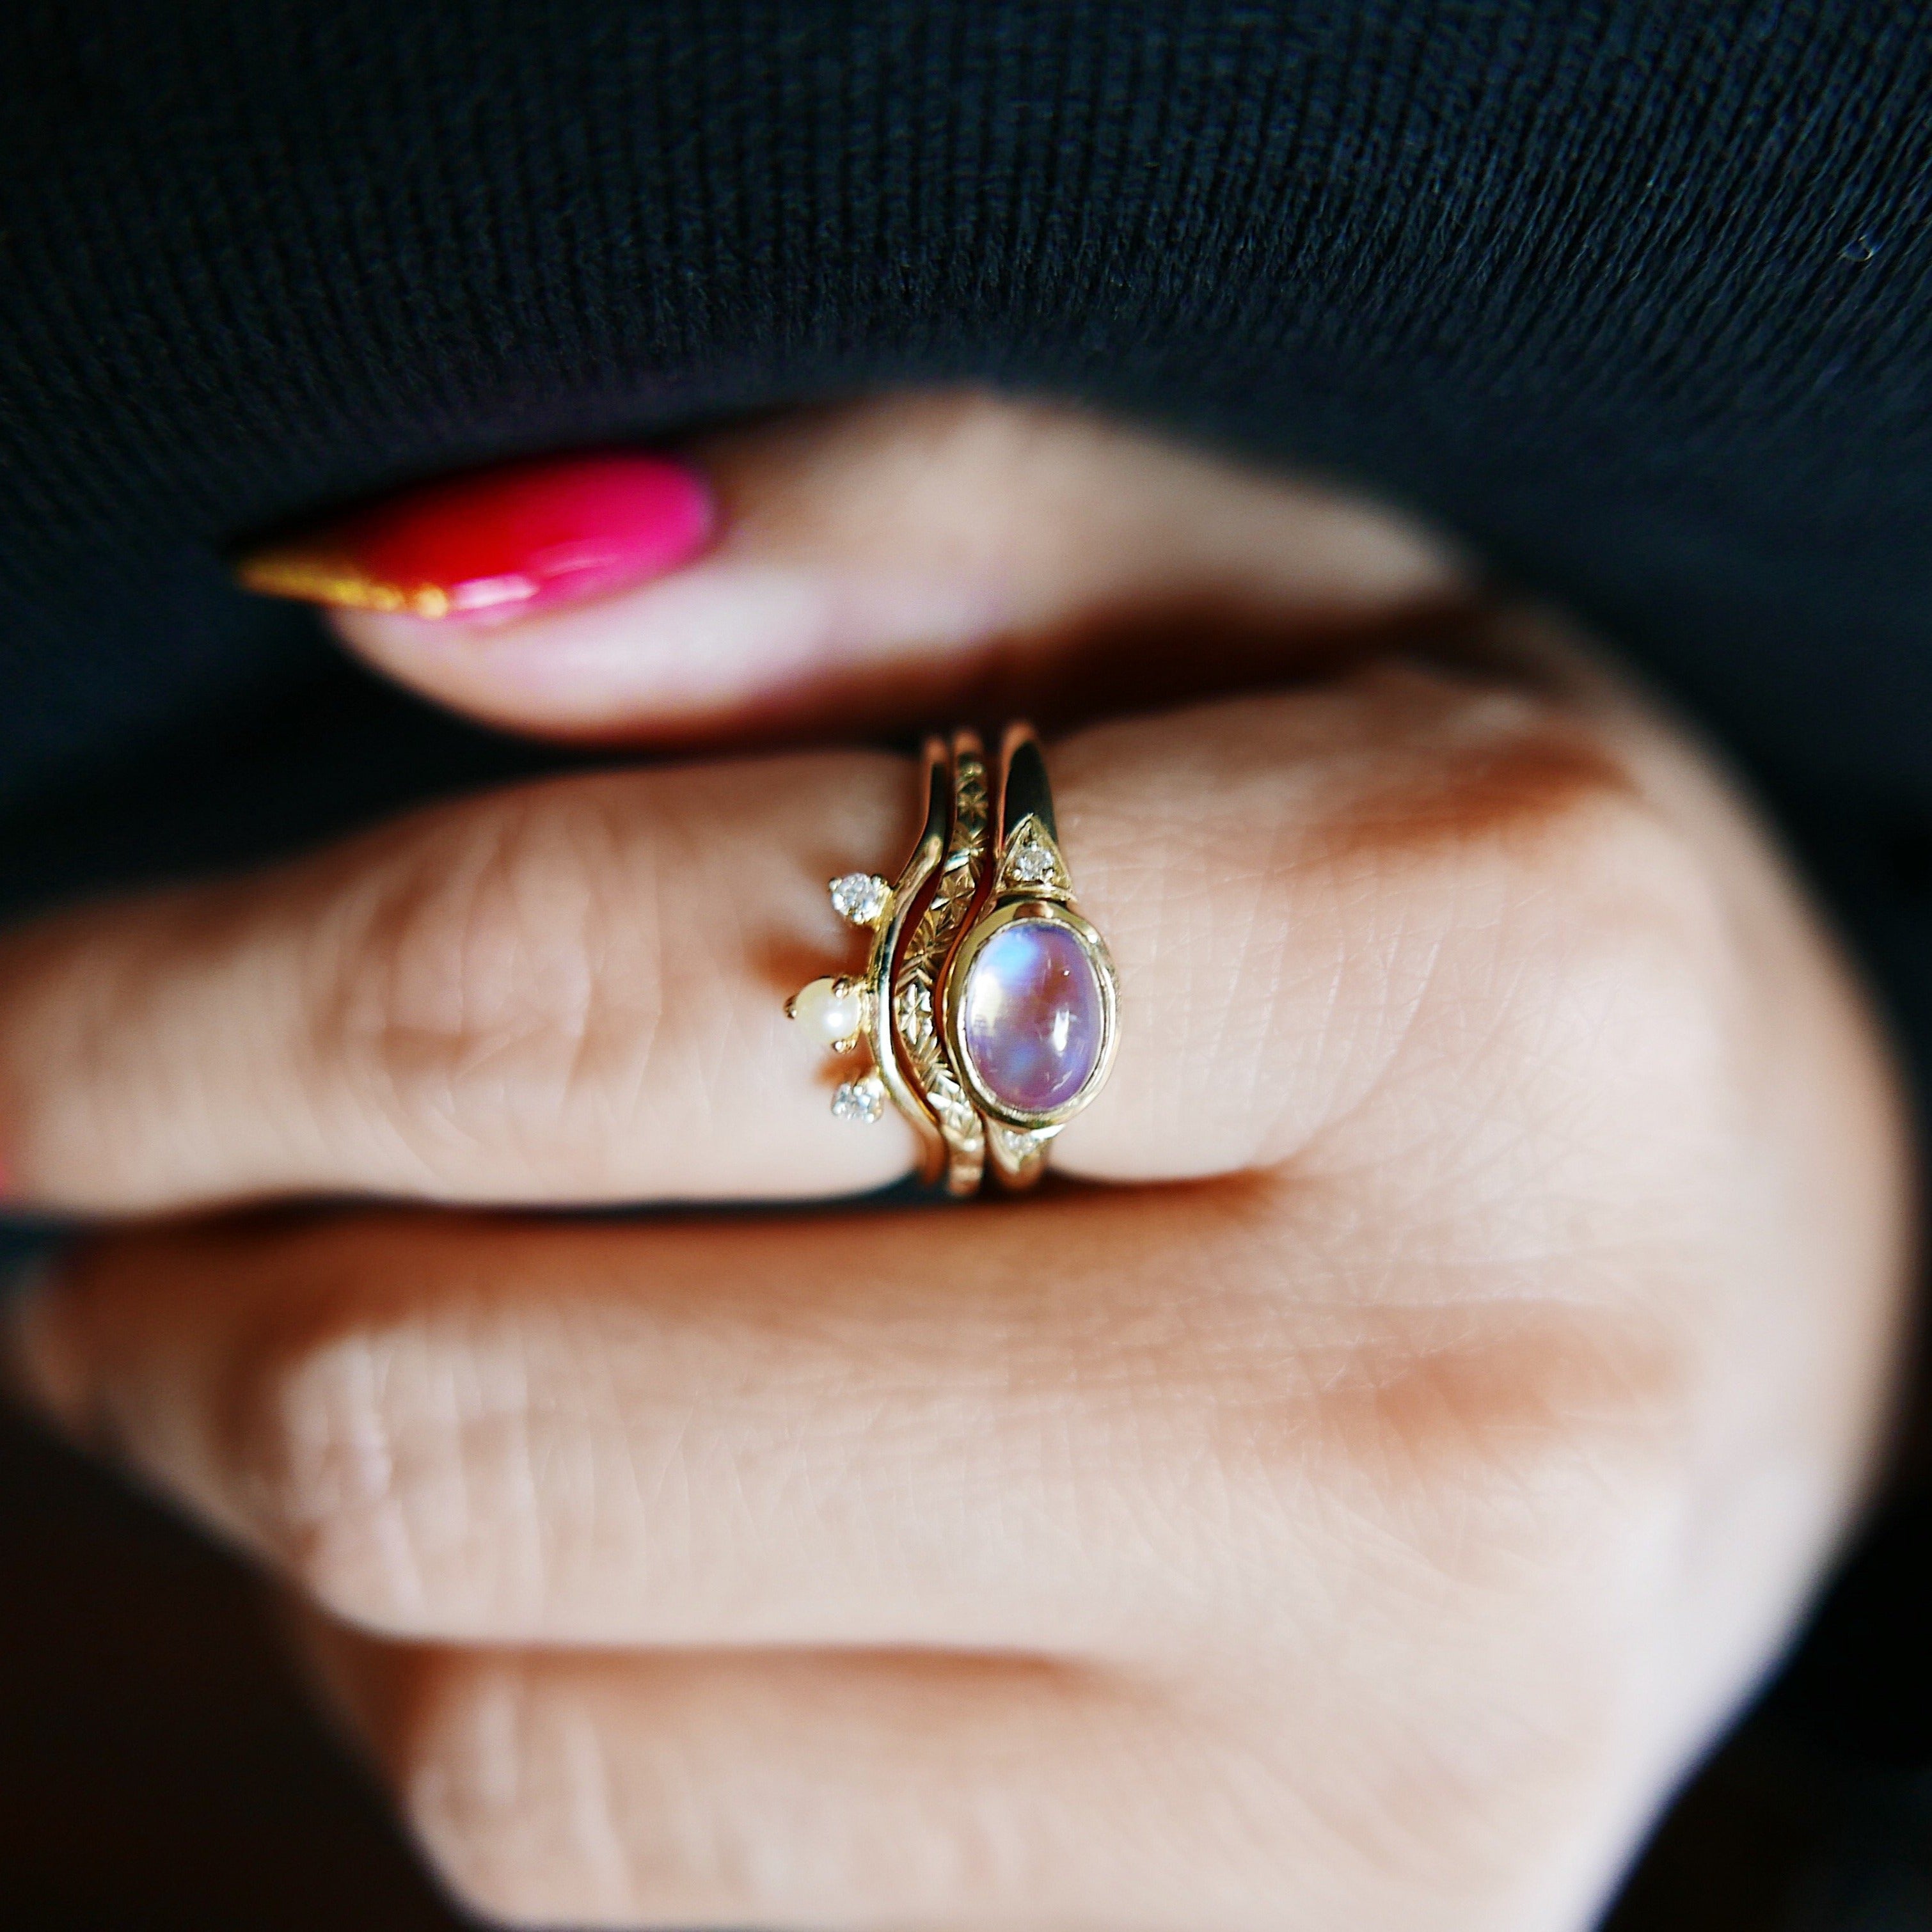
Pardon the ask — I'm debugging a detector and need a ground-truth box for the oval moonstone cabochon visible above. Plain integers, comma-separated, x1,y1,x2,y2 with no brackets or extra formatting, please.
960,917,1106,1116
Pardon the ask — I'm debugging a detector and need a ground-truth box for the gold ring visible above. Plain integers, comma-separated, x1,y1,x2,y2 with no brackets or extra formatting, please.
789,723,1117,1194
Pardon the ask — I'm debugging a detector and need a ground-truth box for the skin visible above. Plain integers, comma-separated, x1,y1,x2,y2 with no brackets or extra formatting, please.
0,393,1913,1931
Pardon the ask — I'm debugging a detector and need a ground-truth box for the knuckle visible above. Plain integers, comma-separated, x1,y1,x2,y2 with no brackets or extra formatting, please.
394,1665,1047,1930
1212,1322,1690,1896
1427,695,1734,1080
1220,1276,1698,1581
1092,674,1746,1182
398,1661,560,1927
1382,1304,1695,1567
1505,793,1732,1065
317,786,665,1176
1290,1178,1710,1597
1327,679,1748,1202
229,1300,502,1633
398,1658,685,1929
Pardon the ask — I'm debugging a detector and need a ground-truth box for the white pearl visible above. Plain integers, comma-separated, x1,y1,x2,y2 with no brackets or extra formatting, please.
788,975,864,1045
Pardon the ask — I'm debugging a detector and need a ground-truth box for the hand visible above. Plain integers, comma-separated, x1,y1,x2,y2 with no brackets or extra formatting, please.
0,395,1910,1930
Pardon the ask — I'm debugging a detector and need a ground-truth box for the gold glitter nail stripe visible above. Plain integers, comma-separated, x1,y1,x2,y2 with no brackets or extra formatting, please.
235,552,452,617
892,740,988,1195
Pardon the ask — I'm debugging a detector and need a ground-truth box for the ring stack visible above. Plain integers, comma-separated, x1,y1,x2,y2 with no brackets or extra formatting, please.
788,724,1118,1195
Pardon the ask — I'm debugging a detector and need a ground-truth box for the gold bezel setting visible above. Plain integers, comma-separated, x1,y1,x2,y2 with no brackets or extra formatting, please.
942,898,1118,1134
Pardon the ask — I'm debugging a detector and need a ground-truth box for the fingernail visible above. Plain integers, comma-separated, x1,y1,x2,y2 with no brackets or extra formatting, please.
236,450,716,621
0,1244,83,1433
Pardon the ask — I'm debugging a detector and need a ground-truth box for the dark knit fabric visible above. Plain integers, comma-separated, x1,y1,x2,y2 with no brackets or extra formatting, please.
4,1,1931,813
1,0,1931,1899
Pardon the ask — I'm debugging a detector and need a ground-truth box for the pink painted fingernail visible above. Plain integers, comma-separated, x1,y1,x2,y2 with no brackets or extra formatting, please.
237,450,717,621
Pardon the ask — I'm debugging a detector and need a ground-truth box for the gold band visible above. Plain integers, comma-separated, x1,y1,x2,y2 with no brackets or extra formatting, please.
864,737,950,1184
789,723,1117,1196
892,732,992,1196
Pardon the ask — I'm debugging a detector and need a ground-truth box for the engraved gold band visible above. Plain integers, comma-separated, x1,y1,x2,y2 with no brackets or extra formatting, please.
788,724,1118,1196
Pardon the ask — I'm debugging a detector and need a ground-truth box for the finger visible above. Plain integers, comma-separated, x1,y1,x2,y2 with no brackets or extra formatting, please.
0,746,918,1210
0,1187,1734,1658
312,390,1463,741
287,1626,1635,1932
5,640,1894,1656
0,665,1690,1212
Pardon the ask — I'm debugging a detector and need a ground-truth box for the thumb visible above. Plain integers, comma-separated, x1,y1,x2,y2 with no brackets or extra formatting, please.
238,387,1462,744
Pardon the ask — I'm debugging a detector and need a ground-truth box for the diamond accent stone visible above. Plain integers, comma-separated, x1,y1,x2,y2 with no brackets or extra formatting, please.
830,872,891,926
830,1074,887,1123
1010,842,1056,885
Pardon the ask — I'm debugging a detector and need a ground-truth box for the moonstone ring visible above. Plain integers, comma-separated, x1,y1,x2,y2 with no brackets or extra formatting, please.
787,724,1117,1194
